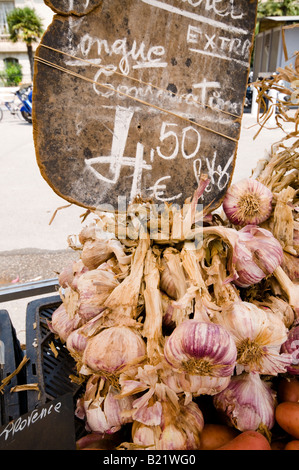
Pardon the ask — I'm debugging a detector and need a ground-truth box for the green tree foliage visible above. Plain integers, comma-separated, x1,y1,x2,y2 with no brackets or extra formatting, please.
4,61,23,86
6,7,44,81
258,0,299,17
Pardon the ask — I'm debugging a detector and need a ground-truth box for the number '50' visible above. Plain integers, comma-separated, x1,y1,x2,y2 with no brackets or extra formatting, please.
156,122,201,160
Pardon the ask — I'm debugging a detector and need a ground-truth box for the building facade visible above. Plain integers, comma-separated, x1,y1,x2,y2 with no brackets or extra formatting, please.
252,16,299,80
0,0,53,84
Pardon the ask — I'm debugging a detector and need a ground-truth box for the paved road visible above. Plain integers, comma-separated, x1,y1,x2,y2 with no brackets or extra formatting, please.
0,107,296,344
0,110,85,252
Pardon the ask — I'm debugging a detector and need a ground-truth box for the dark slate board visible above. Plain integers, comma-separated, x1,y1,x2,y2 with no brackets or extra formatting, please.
33,0,258,212
0,394,76,450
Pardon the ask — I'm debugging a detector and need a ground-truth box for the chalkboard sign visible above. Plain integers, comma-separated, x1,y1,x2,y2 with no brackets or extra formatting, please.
33,0,258,212
0,394,76,450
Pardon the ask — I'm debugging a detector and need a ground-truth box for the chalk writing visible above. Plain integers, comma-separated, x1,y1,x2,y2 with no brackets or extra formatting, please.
193,152,234,195
156,121,201,160
75,34,167,75
141,0,247,34
85,106,152,201
147,175,183,202
180,0,243,19
0,401,62,441
187,24,251,67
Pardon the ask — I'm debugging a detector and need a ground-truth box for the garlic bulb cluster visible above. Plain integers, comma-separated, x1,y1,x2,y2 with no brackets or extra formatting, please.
132,400,204,450
75,375,134,434
49,169,298,450
213,372,277,433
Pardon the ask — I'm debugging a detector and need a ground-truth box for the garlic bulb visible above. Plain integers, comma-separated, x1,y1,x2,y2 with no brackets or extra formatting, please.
49,303,81,343
76,267,119,322
70,260,89,290
66,326,88,358
213,372,276,432
132,400,204,450
161,293,176,329
58,262,75,288
253,295,294,328
231,225,283,288
76,375,134,434
223,178,273,226
160,248,187,300
272,186,296,253
81,233,131,271
201,224,283,288
82,326,146,374
81,239,113,270
163,320,237,377
58,259,88,289
280,325,299,375
214,301,293,375
79,223,97,244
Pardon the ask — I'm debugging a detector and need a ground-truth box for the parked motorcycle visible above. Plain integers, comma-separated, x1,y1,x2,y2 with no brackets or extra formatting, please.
16,85,32,123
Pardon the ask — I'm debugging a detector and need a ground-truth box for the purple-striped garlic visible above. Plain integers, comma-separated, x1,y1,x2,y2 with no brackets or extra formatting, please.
231,225,283,287
223,178,273,226
214,301,293,375
82,326,146,374
75,375,134,435
49,303,81,343
213,372,276,433
280,325,299,375
201,224,283,287
163,320,237,378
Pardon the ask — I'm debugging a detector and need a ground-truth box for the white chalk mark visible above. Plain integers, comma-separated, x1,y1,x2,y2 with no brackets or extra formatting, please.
130,142,145,201
141,0,248,35
189,48,249,67
110,106,134,179
65,58,103,67
85,106,152,192
147,176,182,202
85,106,134,184
133,61,168,69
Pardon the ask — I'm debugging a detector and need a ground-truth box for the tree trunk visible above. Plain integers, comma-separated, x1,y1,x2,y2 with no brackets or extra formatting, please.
27,43,34,82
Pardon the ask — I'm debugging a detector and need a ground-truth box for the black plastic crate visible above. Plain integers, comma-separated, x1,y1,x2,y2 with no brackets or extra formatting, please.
0,309,26,425
25,296,85,438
